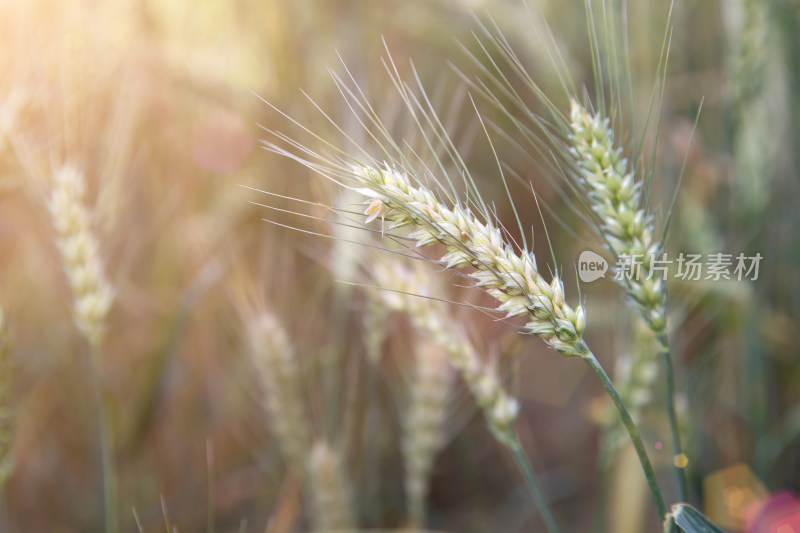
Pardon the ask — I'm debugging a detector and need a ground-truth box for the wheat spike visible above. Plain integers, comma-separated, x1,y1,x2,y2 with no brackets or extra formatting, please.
307,441,356,532
568,102,667,338
246,312,312,471
355,164,588,357
48,165,115,346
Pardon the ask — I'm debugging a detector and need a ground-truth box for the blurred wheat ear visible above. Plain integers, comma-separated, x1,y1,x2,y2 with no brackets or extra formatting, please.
365,257,478,527
402,338,453,529
48,165,115,348
368,256,517,446
307,440,356,532
245,310,312,472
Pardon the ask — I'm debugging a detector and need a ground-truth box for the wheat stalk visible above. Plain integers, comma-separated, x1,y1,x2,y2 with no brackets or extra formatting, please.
567,101,687,500
600,322,661,466
47,163,118,533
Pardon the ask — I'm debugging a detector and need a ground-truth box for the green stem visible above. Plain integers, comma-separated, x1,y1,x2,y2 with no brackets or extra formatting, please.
89,344,119,533
581,346,667,519
658,332,687,503
507,433,563,533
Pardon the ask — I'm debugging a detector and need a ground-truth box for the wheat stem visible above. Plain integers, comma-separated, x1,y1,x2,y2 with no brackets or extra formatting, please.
658,333,687,502
89,344,119,533
0,309,13,532
582,347,667,519
508,434,562,533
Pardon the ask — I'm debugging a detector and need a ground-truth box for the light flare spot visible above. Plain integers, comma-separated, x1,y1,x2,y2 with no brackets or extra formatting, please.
192,109,254,173
674,453,689,468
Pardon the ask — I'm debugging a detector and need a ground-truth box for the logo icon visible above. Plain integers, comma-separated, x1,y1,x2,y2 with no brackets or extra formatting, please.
578,250,608,283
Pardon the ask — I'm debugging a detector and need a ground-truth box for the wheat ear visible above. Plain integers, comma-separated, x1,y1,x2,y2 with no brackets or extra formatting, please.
307,441,356,532
370,259,517,444
402,338,453,528
48,165,114,346
355,164,587,357
568,101,666,336
369,258,503,524
245,312,312,472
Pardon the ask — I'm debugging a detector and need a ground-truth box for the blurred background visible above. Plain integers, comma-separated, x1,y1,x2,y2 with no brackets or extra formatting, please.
0,0,798,531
